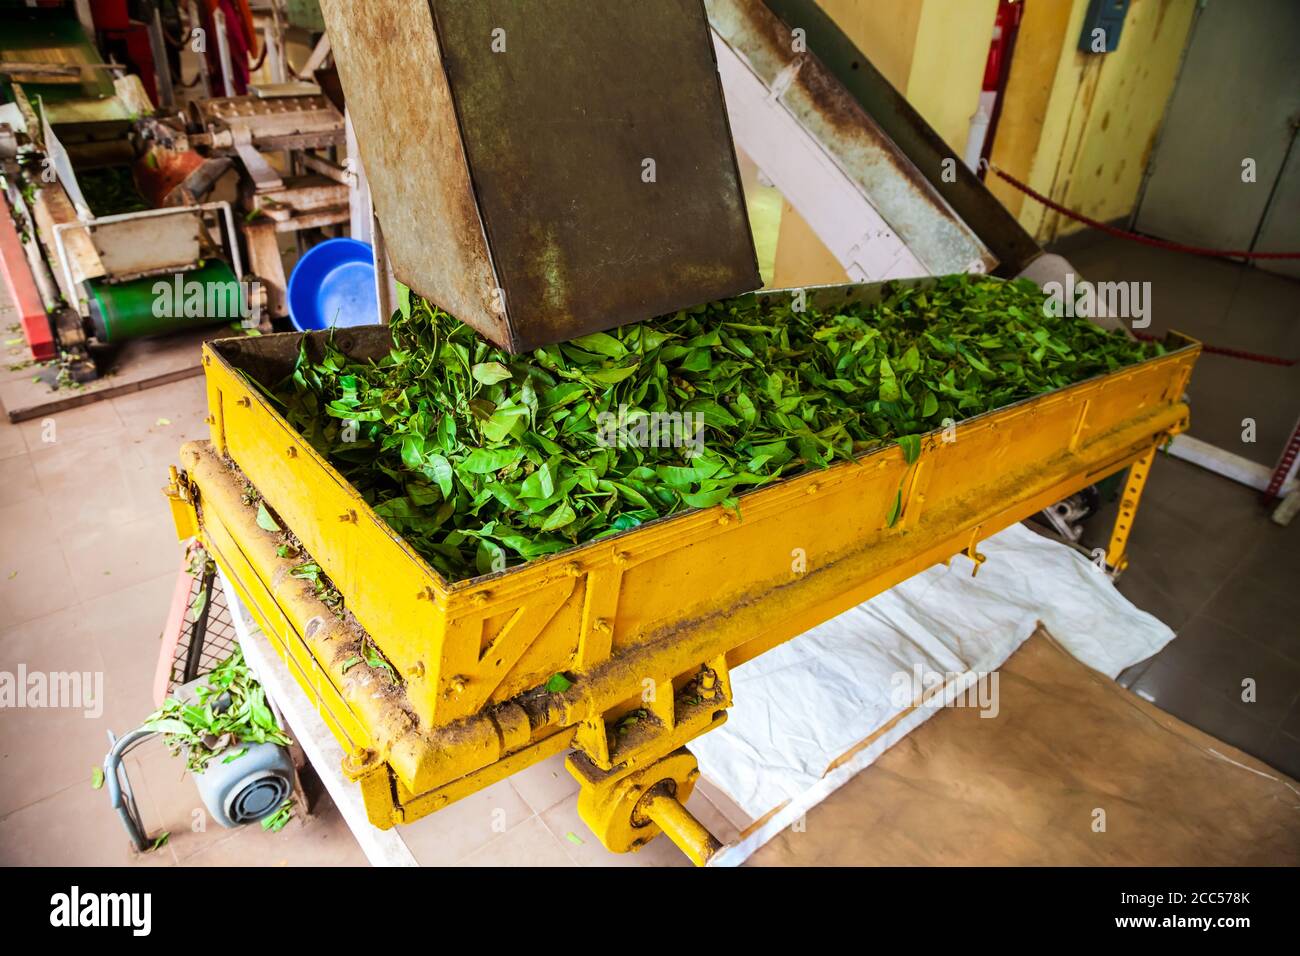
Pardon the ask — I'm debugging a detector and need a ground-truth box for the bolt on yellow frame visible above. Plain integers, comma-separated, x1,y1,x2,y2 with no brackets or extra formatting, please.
168,278,1199,864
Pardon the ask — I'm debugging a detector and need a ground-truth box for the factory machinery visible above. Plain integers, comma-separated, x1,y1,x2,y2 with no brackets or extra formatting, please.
0,2,349,392
160,0,1201,864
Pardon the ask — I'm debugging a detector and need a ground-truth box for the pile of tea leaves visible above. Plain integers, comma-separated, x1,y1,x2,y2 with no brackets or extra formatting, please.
144,648,292,773
265,275,1157,581
77,165,149,217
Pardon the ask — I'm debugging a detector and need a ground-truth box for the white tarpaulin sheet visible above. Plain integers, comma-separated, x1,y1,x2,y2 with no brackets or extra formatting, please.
696,522,1175,866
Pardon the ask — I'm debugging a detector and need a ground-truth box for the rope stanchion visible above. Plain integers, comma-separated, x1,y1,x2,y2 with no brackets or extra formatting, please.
986,163,1300,261
1264,421,1300,502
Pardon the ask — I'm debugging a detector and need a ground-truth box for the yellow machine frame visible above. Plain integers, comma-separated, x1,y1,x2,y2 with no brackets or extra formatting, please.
166,281,1199,865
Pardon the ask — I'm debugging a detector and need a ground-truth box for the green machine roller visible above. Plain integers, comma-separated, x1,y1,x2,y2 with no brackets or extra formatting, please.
85,261,244,344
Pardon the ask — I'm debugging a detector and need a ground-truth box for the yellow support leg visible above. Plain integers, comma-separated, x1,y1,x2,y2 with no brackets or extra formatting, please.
1106,447,1156,573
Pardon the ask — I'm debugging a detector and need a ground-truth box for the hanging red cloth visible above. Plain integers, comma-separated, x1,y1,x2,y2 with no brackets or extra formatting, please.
201,0,259,96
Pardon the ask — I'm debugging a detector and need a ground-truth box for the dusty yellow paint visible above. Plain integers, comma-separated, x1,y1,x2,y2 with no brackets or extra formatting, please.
176,284,1200,862
1106,446,1156,573
991,0,1197,243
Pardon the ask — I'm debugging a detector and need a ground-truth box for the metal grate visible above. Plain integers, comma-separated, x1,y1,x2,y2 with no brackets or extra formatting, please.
165,572,239,697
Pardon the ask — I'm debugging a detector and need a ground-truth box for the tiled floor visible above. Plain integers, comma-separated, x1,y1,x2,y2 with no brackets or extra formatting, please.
1063,235,1300,466
0,353,743,866
1063,235,1300,780
0,238,1296,866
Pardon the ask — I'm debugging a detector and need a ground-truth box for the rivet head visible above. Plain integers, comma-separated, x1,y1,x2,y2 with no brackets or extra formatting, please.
286,446,297,458
471,591,489,606
807,483,819,495
236,396,250,407
613,551,631,566
564,562,582,577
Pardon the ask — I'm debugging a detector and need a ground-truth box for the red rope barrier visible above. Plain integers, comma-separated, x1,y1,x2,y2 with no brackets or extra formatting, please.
1131,332,1296,367
988,164,1300,260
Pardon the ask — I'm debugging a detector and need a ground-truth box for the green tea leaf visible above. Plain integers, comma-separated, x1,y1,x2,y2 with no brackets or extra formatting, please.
462,447,522,474
886,487,903,527
255,502,280,532
545,672,573,693
896,434,921,465
472,362,513,385
570,331,627,359
423,454,454,499
540,501,576,532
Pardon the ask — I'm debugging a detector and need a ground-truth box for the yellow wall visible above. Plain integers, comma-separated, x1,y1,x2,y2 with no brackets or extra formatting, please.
816,0,924,92
907,0,1002,154
815,0,998,153
768,0,1198,280
985,0,1077,221
990,0,1198,243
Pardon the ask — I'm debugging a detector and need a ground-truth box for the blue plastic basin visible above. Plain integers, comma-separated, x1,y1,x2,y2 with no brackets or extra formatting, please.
287,237,379,331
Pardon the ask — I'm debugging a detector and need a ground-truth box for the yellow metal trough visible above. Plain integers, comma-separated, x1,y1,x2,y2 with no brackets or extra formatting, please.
167,279,1199,864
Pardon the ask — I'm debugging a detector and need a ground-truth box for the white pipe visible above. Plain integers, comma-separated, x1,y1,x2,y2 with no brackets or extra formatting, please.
964,91,998,173
214,8,235,97
188,0,212,100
